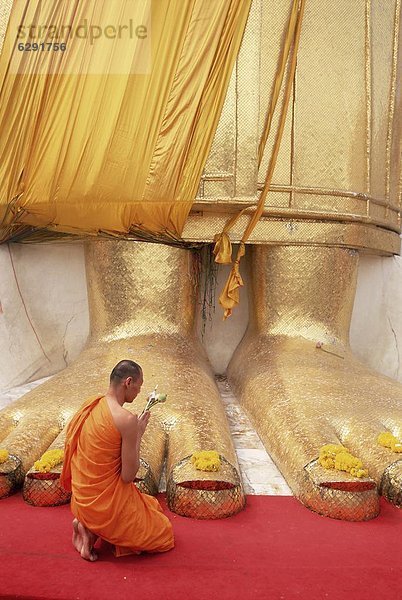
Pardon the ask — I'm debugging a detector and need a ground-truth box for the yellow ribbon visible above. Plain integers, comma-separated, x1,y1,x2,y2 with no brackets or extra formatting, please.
218,242,245,318
257,0,301,168
213,207,252,264
216,0,306,318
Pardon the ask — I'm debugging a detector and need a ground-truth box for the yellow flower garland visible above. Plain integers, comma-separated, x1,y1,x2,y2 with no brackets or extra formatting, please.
34,449,64,473
377,432,402,453
318,444,368,478
191,450,221,472
0,449,9,464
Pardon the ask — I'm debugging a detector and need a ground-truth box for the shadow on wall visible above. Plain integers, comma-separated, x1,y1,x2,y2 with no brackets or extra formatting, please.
0,242,401,390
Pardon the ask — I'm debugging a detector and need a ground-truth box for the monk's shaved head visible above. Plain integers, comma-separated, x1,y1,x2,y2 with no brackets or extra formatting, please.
110,360,142,384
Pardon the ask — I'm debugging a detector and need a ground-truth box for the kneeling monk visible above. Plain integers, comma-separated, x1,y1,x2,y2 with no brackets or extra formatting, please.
60,359,174,561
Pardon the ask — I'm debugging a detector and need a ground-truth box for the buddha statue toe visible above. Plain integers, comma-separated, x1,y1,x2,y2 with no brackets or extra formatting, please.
0,241,244,518
228,245,401,520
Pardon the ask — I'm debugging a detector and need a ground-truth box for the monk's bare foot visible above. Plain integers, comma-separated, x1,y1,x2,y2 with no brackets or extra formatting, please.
72,518,83,553
77,521,98,562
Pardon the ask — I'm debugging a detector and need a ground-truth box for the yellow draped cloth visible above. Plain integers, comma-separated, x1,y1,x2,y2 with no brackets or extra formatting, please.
60,394,174,557
0,0,251,243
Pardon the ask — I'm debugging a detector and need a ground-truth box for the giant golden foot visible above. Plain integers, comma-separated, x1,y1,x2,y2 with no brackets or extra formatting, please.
227,245,401,521
0,241,244,518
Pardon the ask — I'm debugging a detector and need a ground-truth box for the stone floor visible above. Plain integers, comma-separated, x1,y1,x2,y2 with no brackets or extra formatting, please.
215,376,291,496
0,374,292,496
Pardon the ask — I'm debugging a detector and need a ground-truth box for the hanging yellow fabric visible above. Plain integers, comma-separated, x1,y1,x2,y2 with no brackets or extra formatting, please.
213,207,251,264
0,0,252,243
217,0,306,318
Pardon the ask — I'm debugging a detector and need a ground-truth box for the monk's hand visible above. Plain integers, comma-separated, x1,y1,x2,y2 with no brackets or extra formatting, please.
138,411,151,437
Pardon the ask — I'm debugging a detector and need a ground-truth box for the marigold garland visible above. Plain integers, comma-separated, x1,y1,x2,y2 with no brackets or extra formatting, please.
191,450,221,472
318,444,368,478
34,449,64,473
377,432,402,453
0,449,9,464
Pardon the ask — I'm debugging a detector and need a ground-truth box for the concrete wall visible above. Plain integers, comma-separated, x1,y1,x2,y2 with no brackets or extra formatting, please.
196,249,249,375
0,242,401,390
350,254,402,381
0,242,89,390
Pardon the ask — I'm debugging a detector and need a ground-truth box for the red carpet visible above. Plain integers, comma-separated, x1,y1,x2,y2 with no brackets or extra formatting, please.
0,494,401,600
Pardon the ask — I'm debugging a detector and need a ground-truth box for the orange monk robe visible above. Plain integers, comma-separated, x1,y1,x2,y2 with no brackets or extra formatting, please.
60,395,174,557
